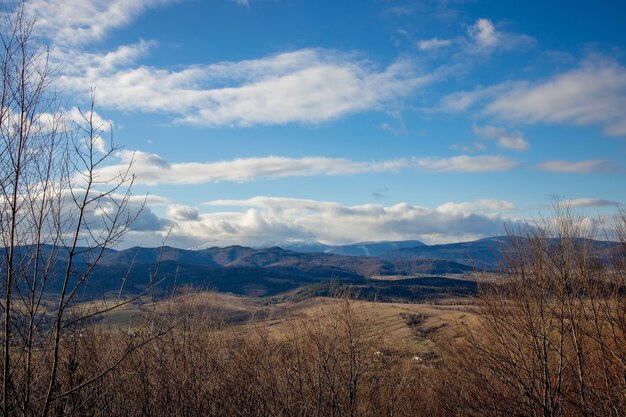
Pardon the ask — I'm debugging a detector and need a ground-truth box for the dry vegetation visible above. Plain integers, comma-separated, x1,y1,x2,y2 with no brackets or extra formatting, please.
2,198,625,416
440,210,626,417
30,207,620,417
41,293,453,417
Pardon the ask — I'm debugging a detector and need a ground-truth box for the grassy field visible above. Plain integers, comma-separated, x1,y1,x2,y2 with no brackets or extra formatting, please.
261,297,476,355
91,290,477,358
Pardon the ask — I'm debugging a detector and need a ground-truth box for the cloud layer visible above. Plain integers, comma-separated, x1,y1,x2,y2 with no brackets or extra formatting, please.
564,198,619,208
536,159,608,173
28,189,619,250
25,0,176,46
473,124,529,151
57,48,433,127
465,18,534,54
487,57,626,136
22,0,439,127
417,18,534,55
142,196,518,248
94,152,519,186
441,56,626,137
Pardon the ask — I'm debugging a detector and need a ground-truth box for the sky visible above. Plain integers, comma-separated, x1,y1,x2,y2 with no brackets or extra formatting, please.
18,0,626,248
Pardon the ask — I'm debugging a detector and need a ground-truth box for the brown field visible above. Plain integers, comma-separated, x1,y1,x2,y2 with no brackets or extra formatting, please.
95,291,476,358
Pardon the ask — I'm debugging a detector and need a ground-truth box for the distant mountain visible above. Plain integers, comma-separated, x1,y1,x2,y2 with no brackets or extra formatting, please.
78,248,361,298
378,236,511,270
98,246,221,267
14,243,470,297
18,236,616,298
280,240,425,256
198,245,257,265
377,236,619,271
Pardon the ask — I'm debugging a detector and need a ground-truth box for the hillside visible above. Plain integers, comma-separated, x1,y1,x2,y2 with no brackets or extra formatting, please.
378,237,510,270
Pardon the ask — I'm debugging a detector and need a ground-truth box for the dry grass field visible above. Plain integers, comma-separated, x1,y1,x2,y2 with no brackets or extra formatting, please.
93,290,477,359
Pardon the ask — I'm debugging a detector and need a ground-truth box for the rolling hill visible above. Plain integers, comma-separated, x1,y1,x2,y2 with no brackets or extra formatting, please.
14,236,616,298
15,244,474,297
377,236,510,270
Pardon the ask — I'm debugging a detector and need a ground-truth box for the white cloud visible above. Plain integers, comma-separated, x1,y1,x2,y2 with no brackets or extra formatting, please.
564,198,619,208
58,48,434,127
53,40,156,77
150,196,514,248
536,160,608,173
465,18,535,54
24,0,436,127
96,152,408,185
232,0,249,5
437,199,516,214
473,124,529,151
468,19,498,50
94,152,518,186
416,19,533,56
417,38,452,50
24,0,176,46
439,90,484,113
486,57,626,136
412,155,518,173
130,194,169,206
81,196,624,250
167,204,200,221
439,56,626,138
437,83,514,113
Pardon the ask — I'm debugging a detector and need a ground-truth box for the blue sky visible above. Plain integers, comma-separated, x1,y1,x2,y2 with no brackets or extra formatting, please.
21,0,626,248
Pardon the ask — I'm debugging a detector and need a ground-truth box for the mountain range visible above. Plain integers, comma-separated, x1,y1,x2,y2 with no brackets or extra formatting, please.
85,244,473,296
11,236,618,298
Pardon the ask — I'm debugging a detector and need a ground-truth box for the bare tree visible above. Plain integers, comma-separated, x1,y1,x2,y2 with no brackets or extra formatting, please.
442,204,626,417
0,6,162,417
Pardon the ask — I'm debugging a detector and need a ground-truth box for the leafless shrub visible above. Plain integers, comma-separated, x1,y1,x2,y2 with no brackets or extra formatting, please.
440,204,626,417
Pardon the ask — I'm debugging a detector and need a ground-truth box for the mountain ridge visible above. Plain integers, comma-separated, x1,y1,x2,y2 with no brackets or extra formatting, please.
11,236,617,297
